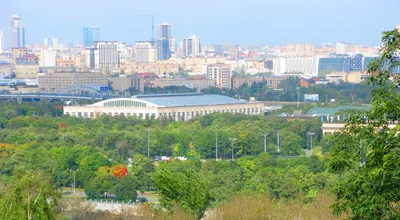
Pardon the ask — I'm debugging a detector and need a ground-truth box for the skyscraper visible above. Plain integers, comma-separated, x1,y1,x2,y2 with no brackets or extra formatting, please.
10,15,25,48
83,26,100,47
44,36,58,48
0,31,3,53
156,23,172,60
182,35,201,57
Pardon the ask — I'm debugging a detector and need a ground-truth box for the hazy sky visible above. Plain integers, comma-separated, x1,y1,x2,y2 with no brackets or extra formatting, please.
1,0,399,47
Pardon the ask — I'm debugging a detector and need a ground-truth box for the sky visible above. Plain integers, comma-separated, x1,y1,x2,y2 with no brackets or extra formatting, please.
0,0,399,48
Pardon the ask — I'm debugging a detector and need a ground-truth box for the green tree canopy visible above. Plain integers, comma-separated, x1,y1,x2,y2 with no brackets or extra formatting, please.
327,29,400,219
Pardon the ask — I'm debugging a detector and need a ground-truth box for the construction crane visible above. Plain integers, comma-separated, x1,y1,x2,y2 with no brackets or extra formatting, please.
139,14,155,42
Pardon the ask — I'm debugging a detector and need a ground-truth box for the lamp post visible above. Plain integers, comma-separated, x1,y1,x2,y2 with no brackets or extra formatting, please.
276,130,280,154
229,138,237,161
215,125,218,161
147,128,152,157
307,132,315,152
261,134,268,153
296,87,300,108
70,168,78,194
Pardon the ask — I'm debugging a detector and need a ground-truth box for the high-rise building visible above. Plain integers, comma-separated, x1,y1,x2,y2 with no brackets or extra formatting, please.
206,63,232,89
156,23,172,60
182,35,201,57
169,38,176,53
86,41,121,69
0,31,3,53
135,41,156,63
10,15,25,48
83,26,100,47
44,36,58,48
336,41,349,54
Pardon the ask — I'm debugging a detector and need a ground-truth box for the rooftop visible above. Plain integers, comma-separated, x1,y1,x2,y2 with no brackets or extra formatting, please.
305,106,370,116
91,93,248,108
135,93,246,107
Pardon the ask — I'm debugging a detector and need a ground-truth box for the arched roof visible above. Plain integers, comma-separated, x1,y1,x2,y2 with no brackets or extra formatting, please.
90,98,160,108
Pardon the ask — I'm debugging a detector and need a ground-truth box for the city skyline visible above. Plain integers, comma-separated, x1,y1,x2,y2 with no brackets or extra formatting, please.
1,0,399,48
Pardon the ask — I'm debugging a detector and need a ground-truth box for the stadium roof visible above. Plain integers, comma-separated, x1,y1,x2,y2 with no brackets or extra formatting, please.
91,93,247,108
136,93,246,107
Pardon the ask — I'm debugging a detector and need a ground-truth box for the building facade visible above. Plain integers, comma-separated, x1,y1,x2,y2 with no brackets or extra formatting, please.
151,78,215,91
40,50,57,67
86,41,121,69
83,26,100,47
232,77,284,89
156,23,172,60
268,57,318,75
38,72,108,93
336,42,349,54
112,75,144,93
135,41,157,63
10,15,25,48
121,61,179,75
182,35,201,57
206,64,232,89
0,62,12,78
63,93,265,121
285,43,315,57
182,57,226,72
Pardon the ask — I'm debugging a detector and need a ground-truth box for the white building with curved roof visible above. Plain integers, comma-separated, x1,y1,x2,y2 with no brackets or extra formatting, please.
63,93,265,121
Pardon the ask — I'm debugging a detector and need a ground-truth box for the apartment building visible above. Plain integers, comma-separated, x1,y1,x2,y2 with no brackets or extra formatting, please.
206,63,232,89
38,72,108,93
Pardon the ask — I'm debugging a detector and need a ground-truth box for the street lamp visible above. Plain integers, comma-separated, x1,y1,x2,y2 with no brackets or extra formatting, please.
296,87,300,108
261,134,268,153
147,128,152,157
70,168,78,194
215,125,219,161
276,130,280,154
229,138,237,161
307,132,315,152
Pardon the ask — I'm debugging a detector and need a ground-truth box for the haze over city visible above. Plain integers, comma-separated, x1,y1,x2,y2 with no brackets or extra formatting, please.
1,0,399,46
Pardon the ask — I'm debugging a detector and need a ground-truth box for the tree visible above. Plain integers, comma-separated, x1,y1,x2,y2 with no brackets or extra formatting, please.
113,175,139,201
327,29,400,219
0,170,62,220
152,166,210,219
84,175,117,199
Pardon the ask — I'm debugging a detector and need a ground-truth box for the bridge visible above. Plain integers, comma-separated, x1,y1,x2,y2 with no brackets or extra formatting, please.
0,84,117,102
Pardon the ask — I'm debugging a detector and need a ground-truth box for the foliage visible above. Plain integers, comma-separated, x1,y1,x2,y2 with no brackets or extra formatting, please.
112,174,139,201
152,163,210,219
327,29,400,219
110,164,128,178
0,170,62,220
